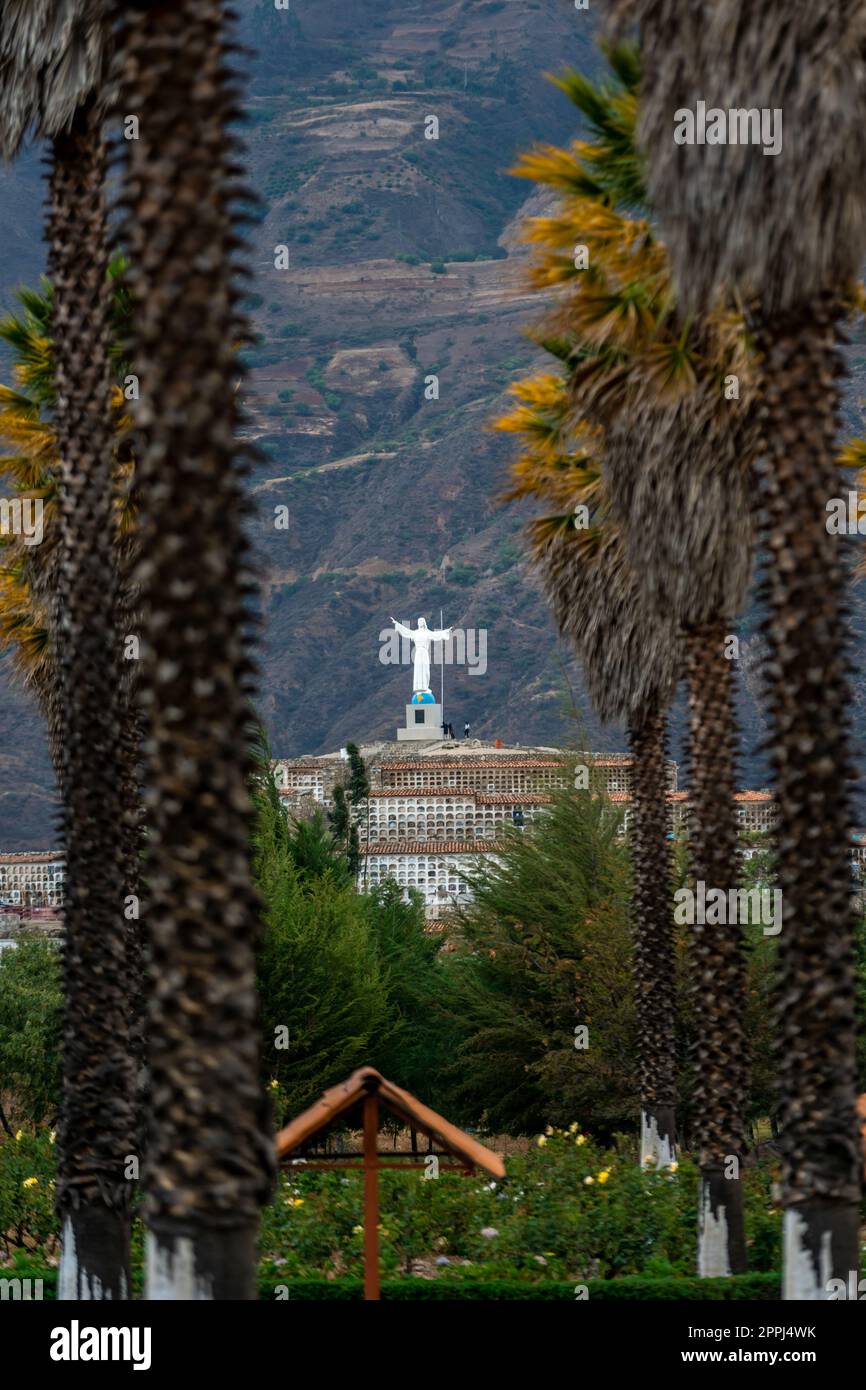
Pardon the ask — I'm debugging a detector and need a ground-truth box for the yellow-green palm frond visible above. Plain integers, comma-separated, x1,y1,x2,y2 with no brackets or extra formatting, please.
0,549,52,692
0,265,134,682
494,370,608,532
544,40,645,213
636,338,703,400
521,200,653,265
526,509,606,564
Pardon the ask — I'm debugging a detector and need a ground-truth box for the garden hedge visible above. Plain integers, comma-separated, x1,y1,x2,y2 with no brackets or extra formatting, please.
8,1263,781,1301
259,1274,782,1301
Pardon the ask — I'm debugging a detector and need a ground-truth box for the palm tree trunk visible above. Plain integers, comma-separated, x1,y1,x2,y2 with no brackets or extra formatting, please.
120,662,147,1157
685,621,749,1277
629,703,677,1167
115,0,274,1298
48,101,133,1300
755,300,861,1298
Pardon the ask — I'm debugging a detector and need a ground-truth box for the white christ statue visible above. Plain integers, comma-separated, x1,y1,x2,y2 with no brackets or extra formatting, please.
391,616,451,694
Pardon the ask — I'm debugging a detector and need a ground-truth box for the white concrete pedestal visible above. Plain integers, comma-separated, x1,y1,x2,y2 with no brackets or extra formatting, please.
397,701,443,741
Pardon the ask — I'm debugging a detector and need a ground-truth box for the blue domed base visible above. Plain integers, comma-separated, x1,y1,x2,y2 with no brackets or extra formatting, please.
411,690,436,705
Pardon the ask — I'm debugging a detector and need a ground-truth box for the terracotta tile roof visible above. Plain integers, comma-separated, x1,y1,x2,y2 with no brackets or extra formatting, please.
367,788,480,799
475,793,550,805
379,759,563,771
603,791,771,806
606,792,688,803
365,789,550,804
0,852,65,864
364,841,500,855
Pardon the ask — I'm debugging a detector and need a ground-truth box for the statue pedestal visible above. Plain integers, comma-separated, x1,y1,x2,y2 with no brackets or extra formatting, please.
397,701,444,741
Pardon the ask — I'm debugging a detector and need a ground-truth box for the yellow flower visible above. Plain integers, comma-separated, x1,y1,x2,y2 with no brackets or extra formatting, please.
269,1079,279,1090
537,1135,547,1147
49,1131,56,1144
544,1125,554,1136
14,1129,24,1142
575,1135,586,1147
568,1122,579,1134
668,1162,679,1173
597,1171,610,1185
23,1176,38,1189
293,1198,304,1207
352,1225,363,1235
583,1176,594,1185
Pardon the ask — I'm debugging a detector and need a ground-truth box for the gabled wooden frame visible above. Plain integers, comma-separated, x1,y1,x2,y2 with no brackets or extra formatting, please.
275,1067,506,1300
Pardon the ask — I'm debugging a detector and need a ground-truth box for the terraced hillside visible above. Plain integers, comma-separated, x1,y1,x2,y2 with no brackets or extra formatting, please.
0,0,864,844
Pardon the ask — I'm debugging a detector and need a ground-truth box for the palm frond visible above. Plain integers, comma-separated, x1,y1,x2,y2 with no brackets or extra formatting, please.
0,0,111,159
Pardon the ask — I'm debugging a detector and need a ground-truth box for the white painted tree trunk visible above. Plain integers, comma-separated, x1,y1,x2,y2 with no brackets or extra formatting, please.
58,1214,128,1301
146,1232,214,1301
783,1209,835,1300
145,1225,257,1300
698,1178,731,1278
640,1109,676,1168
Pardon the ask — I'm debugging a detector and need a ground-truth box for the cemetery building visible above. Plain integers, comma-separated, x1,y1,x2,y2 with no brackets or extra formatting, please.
0,851,65,908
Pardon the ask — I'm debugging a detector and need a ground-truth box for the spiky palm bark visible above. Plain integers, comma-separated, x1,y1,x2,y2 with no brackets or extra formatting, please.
114,0,274,1299
629,702,676,1166
685,621,748,1275
119,636,147,1156
49,100,134,1300
540,534,682,1167
613,0,866,1297
754,303,860,1297
607,391,757,1267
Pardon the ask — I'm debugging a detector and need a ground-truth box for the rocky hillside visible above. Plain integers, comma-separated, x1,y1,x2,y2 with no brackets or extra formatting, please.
0,0,864,845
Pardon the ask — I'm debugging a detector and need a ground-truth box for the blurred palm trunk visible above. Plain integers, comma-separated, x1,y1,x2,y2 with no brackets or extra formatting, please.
50,100,134,1301
630,703,677,1167
685,619,748,1276
755,303,860,1297
114,0,274,1299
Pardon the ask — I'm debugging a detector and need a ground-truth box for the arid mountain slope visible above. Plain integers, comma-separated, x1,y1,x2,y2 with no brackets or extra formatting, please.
0,1,864,844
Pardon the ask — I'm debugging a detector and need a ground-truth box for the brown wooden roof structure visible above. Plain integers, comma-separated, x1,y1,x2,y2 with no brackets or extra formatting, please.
275,1066,505,1178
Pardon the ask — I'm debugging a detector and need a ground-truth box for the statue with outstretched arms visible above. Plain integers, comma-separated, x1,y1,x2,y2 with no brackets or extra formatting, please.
391,616,451,693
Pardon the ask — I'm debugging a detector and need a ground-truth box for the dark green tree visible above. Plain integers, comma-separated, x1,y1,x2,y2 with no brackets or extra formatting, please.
256,789,389,1120
440,787,637,1135
0,940,62,1131
345,742,370,808
285,810,350,886
363,881,458,1105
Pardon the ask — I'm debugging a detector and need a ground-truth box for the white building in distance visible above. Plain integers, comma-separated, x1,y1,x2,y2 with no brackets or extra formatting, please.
0,851,65,908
